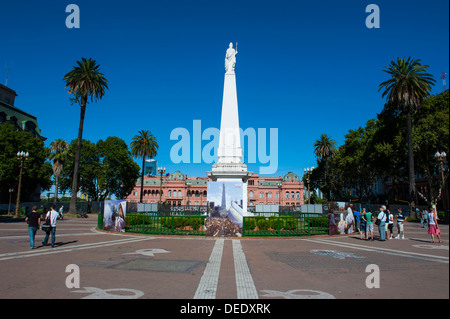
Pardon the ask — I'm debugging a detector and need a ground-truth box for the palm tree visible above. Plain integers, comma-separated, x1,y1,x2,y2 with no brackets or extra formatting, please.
63,57,108,213
130,130,159,203
378,57,435,213
49,139,70,206
313,134,337,200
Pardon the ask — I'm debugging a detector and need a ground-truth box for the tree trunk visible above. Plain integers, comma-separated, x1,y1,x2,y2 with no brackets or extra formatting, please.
406,111,416,218
54,174,59,207
139,156,145,203
69,100,87,213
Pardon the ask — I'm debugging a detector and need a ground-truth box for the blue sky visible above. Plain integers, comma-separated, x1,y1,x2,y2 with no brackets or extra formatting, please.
1,0,448,180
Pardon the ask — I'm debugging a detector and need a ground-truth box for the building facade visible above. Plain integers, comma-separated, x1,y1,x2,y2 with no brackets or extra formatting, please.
0,84,46,141
126,171,305,207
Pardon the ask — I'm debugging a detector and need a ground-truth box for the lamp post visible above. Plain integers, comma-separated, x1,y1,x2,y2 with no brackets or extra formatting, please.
186,181,191,206
303,166,314,205
158,167,166,205
435,151,448,222
8,188,14,215
277,182,282,206
14,151,29,218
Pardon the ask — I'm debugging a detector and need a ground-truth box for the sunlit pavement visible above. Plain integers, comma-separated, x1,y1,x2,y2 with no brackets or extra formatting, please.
0,216,447,299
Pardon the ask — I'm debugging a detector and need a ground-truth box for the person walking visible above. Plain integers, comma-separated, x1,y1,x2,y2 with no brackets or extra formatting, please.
42,205,60,248
418,208,424,228
377,205,388,241
422,209,429,228
25,205,40,249
395,207,407,239
359,208,366,240
428,207,443,243
365,208,374,241
59,205,64,220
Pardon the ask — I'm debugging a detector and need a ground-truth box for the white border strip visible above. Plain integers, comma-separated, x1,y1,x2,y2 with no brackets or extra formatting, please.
232,239,258,299
0,237,153,261
194,239,224,299
301,238,449,263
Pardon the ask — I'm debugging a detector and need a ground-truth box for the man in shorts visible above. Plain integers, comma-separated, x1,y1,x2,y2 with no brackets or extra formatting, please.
395,207,407,239
365,209,374,241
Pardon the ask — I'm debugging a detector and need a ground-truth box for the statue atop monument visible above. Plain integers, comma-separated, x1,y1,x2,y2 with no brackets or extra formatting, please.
225,42,237,74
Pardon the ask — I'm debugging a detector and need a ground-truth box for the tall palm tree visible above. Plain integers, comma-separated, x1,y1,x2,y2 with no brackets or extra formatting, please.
130,130,159,203
63,57,108,213
378,57,435,213
49,139,70,206
313,134,337,200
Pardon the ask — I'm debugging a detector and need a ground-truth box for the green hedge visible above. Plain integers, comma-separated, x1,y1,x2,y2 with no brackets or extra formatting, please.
161,216,205,230
244,217,299,231
307,217,328,228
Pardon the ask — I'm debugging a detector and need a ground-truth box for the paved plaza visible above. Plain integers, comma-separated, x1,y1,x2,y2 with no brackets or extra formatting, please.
0,216,448,300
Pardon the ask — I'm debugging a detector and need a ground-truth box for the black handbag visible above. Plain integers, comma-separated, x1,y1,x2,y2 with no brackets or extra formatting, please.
42,212,52,232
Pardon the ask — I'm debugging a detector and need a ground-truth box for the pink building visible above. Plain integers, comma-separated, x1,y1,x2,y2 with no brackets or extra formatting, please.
126,170,304,207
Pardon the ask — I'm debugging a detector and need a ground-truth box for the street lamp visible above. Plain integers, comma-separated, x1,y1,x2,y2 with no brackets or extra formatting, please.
8,188,14,215
303,166,314,205
158,167,166,204
435,151,447,185
277,182,282,206
186,181,191,206
14,151,29,218
435,151,448,221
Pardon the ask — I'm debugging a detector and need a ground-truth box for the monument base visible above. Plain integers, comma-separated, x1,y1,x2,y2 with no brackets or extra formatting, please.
207,163,252,182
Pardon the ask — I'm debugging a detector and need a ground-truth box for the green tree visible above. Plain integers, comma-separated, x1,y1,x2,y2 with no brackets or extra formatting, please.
313,134,337,200
130,130,159,203
368,104,409,202
49,139,70,205
378,57,435,213
413,91,449,209
59,139,99,201
60,137,139,202
0,123,52,202
334,120,378,202
63,57,108,212
97,137,140,200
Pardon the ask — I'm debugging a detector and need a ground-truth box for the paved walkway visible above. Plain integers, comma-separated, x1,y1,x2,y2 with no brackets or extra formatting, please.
0,216,447,300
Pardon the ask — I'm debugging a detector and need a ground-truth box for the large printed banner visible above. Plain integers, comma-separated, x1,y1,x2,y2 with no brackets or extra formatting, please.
206,181,247,236
103,200,127,232
207,181,245,225
328,202,356,235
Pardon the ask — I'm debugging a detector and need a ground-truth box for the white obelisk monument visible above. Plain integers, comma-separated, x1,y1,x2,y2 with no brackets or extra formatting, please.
207,42,252,183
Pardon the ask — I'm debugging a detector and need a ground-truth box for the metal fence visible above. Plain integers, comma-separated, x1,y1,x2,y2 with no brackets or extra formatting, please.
98,212,328,237
242,214,328,237
100,212,207,236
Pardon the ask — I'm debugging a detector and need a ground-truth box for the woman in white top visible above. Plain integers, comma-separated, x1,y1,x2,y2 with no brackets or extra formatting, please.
386,209,394,240
427,208,443,243
338,213,346,234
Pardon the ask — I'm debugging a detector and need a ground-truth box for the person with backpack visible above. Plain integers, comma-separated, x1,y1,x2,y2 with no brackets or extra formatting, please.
42,205,60,248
